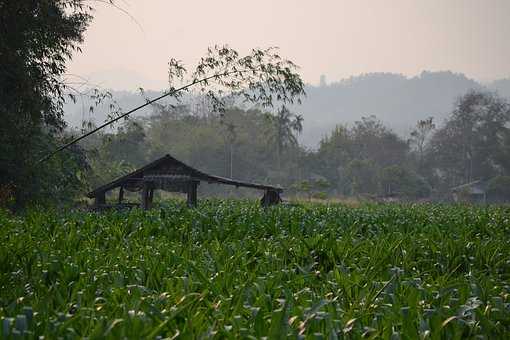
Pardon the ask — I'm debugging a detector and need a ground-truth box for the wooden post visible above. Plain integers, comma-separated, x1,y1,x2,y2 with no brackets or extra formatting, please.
187,181,198,207
141,182,150,210
148,188,154,207
118,186,124,204
261,190,270,207
95,192,106,207
261,190,282,207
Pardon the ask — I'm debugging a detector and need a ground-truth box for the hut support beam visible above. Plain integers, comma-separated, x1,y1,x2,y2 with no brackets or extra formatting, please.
141,183,151,210
261,190,281,207
187,181,198,207
118,187,124,204
149,188,154,206
95,192,106,207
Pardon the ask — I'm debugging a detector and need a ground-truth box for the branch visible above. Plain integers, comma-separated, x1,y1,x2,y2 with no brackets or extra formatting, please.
37,69,254,164
87,0,144,33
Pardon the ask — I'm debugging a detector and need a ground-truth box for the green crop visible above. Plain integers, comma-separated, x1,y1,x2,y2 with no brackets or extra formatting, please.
1,201,509,338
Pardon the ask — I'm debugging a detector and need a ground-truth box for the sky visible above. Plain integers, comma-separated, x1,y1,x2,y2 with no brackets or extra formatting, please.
68,0,510,90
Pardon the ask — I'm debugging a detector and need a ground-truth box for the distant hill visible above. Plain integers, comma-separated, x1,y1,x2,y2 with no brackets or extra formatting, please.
64,71,510,148
296,71,509,147
295,71,481,146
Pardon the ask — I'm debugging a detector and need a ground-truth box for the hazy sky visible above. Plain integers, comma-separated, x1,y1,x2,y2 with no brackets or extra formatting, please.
68,0,510,90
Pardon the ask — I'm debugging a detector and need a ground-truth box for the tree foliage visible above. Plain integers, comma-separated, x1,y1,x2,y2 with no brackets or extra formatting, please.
409,117,435,167
316,116,410,195
264,106,303,171
0,0,307,208
86,106,305,197
0,0,92,208
81,89,510,202
428,91,510,186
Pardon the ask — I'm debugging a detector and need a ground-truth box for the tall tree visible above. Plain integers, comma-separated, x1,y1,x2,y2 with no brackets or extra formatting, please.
220,115,237,178
265,106,303,171
429,90,510,186
409,117,435,167
350,115,409,168
1,1,306,207
315,125,353,190
0,0,92,207
316,116,410,195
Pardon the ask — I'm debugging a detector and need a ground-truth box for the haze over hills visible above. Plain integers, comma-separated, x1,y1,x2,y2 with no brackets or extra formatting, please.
64,71,510,148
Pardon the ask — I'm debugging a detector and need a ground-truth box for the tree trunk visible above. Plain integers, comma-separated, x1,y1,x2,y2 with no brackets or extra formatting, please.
230,143,233,178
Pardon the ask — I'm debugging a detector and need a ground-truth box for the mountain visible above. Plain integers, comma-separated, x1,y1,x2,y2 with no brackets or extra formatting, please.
63,71,510,148
295,71,483,146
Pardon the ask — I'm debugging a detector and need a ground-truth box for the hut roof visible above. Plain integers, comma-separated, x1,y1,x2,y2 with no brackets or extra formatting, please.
87,154,282,198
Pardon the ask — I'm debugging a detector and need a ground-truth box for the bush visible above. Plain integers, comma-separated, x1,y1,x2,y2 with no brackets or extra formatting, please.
379,165,431,198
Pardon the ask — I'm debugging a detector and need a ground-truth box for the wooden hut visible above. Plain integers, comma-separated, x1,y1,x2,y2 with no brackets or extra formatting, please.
87,154,283,209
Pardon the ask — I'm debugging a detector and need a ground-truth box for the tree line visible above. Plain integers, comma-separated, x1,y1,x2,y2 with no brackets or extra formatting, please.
2,1,510,209
78,89,510,203
0,0,305,209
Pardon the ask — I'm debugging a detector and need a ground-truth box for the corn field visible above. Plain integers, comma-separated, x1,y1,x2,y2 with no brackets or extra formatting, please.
1,201,509,338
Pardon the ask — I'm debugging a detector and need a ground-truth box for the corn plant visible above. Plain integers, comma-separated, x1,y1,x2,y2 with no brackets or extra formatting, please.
0,201,509,338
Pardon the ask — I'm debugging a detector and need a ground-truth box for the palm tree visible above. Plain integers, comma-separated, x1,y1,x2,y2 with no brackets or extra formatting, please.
220,114,237,178
265,106,304,171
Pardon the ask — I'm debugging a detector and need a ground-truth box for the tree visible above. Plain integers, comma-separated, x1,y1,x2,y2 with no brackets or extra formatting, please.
265,106,304,171
0,0,92,207
345,159,378,195
379,165,431,198
429,90,510,186
493,129,510,174
101,120,148,167
351,116,409,168
45,45,306,163
316,116,410,195
315,125,353,193
409,117,435,167
136,105,300,194
220,114,237,178
1,0,306,208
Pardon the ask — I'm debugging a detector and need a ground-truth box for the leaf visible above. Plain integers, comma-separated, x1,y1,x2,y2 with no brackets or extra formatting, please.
269,304,288,339
441,315,457,328
104,318,123,336
343,318,357,333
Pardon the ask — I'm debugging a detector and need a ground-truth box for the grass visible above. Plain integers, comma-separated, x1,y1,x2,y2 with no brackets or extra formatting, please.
0,200,509,338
